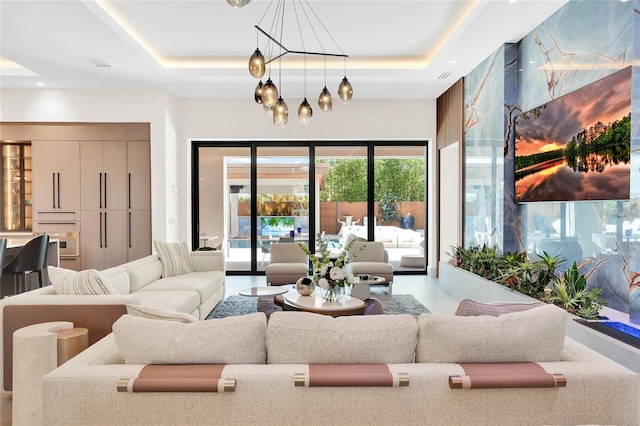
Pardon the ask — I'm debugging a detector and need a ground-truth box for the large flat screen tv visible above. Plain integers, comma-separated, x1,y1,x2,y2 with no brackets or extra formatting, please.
515,66,631,203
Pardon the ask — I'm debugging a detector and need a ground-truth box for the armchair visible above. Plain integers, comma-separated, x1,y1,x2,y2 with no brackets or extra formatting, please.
347,241,394,294
265,243,309,286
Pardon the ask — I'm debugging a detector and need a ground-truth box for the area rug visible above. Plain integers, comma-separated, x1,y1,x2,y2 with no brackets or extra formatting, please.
206,294,431,319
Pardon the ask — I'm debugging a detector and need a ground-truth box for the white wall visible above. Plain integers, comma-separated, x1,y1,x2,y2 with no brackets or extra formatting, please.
1,89,438,268
0,88,177,243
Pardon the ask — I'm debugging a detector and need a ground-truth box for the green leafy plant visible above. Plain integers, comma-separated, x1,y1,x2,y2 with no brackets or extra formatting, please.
449,245,606,319
544,261,605,319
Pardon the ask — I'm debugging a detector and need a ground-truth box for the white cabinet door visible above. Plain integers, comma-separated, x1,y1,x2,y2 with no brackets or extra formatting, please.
104,142,127,211
127,141,151,211
80,141,127,211
103,210,128,269
80,210,105,270
128,210,151,262
32,141,80,212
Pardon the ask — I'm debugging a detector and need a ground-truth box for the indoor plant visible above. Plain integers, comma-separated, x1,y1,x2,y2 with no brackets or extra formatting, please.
298,234,363,302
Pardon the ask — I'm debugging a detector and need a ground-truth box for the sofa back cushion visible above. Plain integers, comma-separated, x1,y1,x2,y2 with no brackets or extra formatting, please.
113,312,267,364
454,298,545,317
415,304,566,363
100,266,130,294
349,241,385,262
123,255,163,293
267,311,417,364
269,242,308,264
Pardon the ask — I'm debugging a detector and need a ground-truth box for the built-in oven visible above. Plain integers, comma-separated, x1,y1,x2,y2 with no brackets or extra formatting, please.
34,232,79,258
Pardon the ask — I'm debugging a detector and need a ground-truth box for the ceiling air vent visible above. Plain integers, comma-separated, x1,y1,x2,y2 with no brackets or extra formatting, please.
87,58,111,68
438,71,452,80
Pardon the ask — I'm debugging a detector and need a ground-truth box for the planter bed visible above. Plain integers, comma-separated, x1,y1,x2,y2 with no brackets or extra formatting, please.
438,261,640,376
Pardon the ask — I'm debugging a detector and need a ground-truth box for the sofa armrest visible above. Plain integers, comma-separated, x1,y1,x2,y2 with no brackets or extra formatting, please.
190,250,226,274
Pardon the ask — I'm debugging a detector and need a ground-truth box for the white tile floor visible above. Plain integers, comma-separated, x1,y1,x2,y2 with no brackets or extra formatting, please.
224,274,458,316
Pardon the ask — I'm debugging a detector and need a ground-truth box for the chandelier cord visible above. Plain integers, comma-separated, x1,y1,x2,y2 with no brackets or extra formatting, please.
277,0,286,95
292,1,307,98
302,0,345,56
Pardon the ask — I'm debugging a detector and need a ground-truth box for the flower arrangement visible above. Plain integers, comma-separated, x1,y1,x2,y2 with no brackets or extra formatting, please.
299,234,365,301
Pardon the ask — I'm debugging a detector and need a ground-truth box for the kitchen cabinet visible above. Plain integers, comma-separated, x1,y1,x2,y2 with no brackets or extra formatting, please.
32,141,80,234
32,141,80,213
1,143,32,232
80,140,150,269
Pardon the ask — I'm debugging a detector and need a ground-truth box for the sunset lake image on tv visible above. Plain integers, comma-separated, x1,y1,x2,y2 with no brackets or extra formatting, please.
515,66,631,203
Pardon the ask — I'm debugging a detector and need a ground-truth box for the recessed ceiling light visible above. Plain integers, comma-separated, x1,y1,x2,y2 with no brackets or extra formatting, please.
35,82,44,86
450,60,457,64
529,60,535,64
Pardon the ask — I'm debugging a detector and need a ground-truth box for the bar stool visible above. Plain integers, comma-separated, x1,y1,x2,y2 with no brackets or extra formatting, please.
3,234,49,294
0,238,6,297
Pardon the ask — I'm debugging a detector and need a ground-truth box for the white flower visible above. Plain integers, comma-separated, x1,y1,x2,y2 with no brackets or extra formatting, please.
318,278,329,289
319,264,329,277
329,267,346,281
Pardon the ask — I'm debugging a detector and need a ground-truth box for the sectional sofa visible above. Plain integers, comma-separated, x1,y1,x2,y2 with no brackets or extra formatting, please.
39,304,638,426
1,249,225,392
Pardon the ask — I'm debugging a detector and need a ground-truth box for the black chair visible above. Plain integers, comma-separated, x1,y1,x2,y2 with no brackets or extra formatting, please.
3,234,49,294
0,238,6,297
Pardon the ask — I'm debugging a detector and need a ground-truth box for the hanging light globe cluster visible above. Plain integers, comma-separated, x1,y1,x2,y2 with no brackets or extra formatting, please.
247,0,352,128
249,49,352,128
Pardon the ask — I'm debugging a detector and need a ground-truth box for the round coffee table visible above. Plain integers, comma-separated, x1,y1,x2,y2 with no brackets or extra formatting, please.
239,286,289,297
274,285,365,316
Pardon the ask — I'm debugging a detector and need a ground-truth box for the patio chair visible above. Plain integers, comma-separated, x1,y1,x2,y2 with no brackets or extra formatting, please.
347,241,394,295
265,242,309,286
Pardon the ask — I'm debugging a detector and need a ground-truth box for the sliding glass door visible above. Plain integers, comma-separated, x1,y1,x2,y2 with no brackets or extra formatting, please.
193,141,428,274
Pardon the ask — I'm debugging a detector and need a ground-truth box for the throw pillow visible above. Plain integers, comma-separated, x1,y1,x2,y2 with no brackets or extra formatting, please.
48,266,118,295
126,304,198,323
153,241,193,278
415,304,566,363
454,298,545,317
113,312,267,364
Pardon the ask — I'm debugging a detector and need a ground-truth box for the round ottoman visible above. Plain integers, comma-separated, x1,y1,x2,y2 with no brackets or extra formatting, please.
400,254,424,267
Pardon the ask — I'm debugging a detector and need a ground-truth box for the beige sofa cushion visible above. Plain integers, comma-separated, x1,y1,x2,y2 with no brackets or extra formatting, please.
416,304,566,363
100,266,130,295
267,311,417,364
123,255,163,293
113,312,267,364
48,266,117,295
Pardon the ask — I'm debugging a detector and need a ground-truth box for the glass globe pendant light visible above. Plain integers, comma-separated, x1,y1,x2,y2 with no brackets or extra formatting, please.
338,77,353,103
248,49,265,78
254,81,264,104
318,86,332,112
227,0,251,8
298,98,313,124
261,78,278,108
273,97,288,128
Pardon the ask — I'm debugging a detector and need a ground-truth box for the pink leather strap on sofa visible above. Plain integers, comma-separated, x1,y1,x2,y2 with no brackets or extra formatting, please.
449,362,566,389
117,364,236,393
295,364,409,387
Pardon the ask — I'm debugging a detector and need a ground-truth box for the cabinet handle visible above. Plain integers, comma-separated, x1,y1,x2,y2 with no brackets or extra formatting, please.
128,172,131,209
129,211,132,248
99,173,103,209
104,211,108,248
104,172,108,209
57,172,60,209
52,172,56,209
99,212,103,248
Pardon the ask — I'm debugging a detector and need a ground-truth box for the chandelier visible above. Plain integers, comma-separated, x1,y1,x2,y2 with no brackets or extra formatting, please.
246,0,353,128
